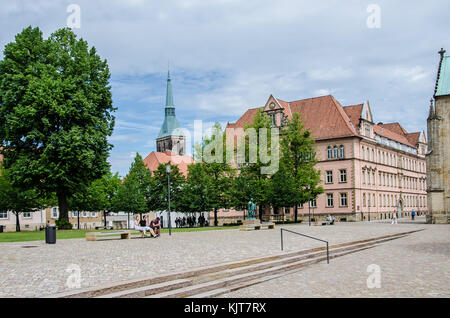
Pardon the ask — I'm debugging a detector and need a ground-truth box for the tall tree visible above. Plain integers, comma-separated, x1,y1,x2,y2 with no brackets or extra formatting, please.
279,113,323,222
149,163,186,213
0,164,45,232
196,122,235,226
238,109,274,221
0,27,115,229
178,162,212,214
112,154,152,226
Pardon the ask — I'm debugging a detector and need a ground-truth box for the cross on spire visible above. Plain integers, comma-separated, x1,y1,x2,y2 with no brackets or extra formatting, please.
439,48,446,58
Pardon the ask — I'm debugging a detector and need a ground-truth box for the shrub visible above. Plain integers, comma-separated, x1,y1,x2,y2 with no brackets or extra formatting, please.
55,219,73,230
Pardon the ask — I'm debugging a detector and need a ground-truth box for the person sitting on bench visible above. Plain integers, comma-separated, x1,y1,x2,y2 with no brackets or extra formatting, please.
326,214,335,225
149,217,161,237
133,215,151,238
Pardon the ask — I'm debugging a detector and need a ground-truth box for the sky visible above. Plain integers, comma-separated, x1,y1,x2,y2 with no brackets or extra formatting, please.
1,0,449,177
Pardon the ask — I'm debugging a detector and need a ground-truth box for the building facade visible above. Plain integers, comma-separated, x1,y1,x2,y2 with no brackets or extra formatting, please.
228,94,428,222
45,207,104,230
427,49,450,224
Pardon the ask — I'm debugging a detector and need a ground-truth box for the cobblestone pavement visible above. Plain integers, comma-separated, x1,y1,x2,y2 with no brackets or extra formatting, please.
221,218,450,298
0,216,448,297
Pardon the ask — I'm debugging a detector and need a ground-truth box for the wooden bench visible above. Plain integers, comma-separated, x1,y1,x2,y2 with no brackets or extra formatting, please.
86,230,131,241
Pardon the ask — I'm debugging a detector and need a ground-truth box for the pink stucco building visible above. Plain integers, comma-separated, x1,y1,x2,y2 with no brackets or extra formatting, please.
224,94,428,222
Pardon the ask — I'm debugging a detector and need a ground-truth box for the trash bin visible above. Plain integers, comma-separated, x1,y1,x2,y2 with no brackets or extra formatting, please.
45,226,56,244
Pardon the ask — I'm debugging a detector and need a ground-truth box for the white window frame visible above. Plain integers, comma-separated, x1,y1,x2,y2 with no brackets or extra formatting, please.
0,210,8,219
51,207,59,219
22,212,32,219
326,171,333,184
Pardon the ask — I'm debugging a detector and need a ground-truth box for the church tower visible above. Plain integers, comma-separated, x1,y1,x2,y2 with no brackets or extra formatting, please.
426,48,450,224
156,70,186,156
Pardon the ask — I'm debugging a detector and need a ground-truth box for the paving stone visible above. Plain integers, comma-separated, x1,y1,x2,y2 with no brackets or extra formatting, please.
0,216,447,297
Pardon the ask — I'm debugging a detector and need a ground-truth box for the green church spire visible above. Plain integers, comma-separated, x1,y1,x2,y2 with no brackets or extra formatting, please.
165,69,174,107
158,68,181,139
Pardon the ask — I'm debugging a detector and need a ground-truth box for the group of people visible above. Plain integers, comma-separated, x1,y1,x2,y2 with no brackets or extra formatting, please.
175,214,208,228
133,215,161,238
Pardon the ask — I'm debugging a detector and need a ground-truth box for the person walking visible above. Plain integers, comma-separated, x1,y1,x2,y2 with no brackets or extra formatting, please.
411,210,415,221
391,212,398,225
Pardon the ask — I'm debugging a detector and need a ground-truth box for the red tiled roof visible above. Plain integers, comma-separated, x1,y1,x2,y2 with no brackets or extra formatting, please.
143,151,194,177
406,132,421,146
227,95,358,140
343,104,363,130
372,125,416,148
378,123,408,137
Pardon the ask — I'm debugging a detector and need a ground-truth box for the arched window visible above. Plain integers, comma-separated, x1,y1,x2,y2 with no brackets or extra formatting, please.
362,146,365,160
333,146,338,159
363,193,366,207
339,145,345,158
327,146,333,159
366,148,370,161
372,149,374,162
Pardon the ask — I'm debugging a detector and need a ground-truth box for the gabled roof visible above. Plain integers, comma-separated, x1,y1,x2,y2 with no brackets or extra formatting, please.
378,122,408,136
373,125,416,148
343,104,363,129
143,151,194,177
227,95,358,140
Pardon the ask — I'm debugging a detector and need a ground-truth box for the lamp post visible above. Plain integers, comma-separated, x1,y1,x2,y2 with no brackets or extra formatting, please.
307,185,311,226
166,164,172,236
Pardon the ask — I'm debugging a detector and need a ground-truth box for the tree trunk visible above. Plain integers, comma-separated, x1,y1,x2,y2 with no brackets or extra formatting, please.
294,204,298,223
214,208,218,227
57,190,69,222
15,212,21,232
259,205,263,222
103,211,107,227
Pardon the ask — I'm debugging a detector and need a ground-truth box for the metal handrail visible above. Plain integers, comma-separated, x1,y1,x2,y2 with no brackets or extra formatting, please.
280,228,329,264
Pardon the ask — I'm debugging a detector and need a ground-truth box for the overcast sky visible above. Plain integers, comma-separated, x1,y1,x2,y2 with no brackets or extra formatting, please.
1,0,449,176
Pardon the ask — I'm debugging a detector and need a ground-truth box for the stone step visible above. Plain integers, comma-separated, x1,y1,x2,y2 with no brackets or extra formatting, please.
187,244,382,299
47,229,420,298
96,279,192,298
147,244,379,299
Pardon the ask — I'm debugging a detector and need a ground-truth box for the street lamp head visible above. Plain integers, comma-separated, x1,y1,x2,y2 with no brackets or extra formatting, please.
166,163,171,174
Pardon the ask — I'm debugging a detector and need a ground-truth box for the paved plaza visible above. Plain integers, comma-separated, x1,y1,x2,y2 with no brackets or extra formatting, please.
0,216,448,297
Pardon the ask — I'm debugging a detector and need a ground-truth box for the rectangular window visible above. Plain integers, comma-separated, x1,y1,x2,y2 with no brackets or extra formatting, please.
72,211,79,218
82,211,88,218
0,211,8,219
326,194,334,207
339,169,347,183
298,203,303,209
326,171,333,184
91,212,98,218
310,199,317,208
22,212,32,218
51,208,59,219
340,193,348,207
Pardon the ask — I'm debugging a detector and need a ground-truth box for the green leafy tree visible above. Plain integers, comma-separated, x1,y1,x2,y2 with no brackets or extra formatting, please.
238,109,274,221
149,163,186,213
112,154,152,226
279,113,323,222
178,163,212,214
0,164,45,232
0,26,115,226
68,172,121,229
196,123,235,226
